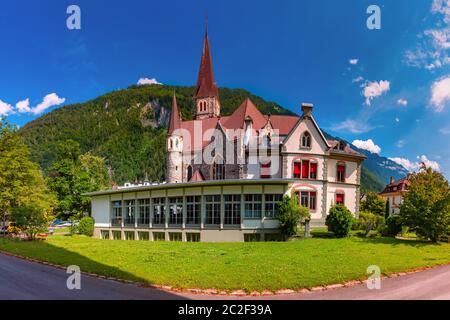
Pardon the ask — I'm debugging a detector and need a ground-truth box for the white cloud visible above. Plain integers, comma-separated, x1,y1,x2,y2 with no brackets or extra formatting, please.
349,59,359,65
440,127,450,134
395,117,400,122
397,99,408,106
16,98,31,113
0,100,13,116
396,139,405,148
418,155,440,171
389,157,418,171
430,76,450,112
404,0,450,70
137,77,162,86
331,119,374,134
352,139,381,154
432,0,450,23
352,76,364,83
32,93,65,115
4,93,66,116
389,155,441,172
363,80,391,105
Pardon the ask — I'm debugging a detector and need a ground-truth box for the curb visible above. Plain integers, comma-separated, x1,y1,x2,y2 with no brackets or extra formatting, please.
0,249,448,297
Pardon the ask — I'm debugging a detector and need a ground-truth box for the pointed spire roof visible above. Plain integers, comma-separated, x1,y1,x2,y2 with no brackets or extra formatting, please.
194,26,219,99
168,94,181,134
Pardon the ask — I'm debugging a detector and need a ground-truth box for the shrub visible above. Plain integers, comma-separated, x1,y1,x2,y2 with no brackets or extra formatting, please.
78,217,95,237
380,215,402,237
277,196,310,239
357,211,384,237
10,203,48,240
326,204,354,238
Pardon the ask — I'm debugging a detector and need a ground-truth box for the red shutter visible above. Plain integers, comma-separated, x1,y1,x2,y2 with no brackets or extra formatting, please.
310,163,317,178
261,162,271,178
302,161,309,179
294,162,301,176
336,193,344,204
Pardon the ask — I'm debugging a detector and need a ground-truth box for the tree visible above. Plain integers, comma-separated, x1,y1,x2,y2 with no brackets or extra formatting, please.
360,192,386,216
277,196,310,238
326,204,354,238
0,121,55,225
400,168,450,242
10,203,49,240
47,140,109,219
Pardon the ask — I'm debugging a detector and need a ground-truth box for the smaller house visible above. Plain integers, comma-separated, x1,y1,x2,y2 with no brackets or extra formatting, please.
379,175,411,215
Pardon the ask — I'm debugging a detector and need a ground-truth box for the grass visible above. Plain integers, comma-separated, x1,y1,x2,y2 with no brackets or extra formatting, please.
0,236,449,292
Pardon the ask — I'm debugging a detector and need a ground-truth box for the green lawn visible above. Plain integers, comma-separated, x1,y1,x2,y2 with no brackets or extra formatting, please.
0,236,449,292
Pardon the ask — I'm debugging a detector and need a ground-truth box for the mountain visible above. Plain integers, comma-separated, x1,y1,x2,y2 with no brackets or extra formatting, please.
18,84,405,191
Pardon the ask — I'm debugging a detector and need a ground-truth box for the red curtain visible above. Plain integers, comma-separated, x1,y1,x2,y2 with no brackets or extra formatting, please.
336,193,344,204
310,163,317,174
294,162,301,176
302,161,309,179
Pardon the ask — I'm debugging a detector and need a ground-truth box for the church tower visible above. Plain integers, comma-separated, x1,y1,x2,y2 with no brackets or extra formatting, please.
194,26,221,119
166,94,183,183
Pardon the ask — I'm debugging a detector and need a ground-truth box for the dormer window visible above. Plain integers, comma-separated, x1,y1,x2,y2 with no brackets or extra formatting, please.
338,141,346,151
301,132,312,148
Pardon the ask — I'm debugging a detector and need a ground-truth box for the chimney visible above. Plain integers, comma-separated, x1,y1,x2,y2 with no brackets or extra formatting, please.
301,103,314,117
389,176,395,184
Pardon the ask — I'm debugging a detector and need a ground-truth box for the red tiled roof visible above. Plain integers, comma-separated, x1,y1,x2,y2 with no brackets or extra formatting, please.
269,115,300,135
222,98,268,130
380,175,411,194
168,94,181,134
194,30,219,99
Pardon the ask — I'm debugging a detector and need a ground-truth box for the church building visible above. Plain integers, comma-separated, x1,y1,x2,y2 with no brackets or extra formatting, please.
88,27,366,242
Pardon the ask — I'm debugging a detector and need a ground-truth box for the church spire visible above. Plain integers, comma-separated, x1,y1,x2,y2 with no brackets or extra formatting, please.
194,22,221,119
195,27,219,99
168,93,181,134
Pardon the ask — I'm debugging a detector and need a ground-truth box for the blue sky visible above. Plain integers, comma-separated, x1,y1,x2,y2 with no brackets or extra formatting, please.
0,0,449,179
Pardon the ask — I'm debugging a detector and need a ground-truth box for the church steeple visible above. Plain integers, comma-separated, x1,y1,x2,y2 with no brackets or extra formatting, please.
194,23,220,120
168,93,181,134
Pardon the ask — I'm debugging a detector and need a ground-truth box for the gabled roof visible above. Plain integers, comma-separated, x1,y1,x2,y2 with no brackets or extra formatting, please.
222,98,267,130
328,140,365,158
168,94,181,134
194,29,219,99
189,169,205,182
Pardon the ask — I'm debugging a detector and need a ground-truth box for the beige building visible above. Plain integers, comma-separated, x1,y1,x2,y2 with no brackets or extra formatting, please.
380,175,411,215
88,26,366,242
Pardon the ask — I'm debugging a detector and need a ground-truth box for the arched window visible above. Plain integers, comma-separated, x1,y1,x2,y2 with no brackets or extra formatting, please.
187,165,193,181
338,141,346,151
301,132,312,148
169,139,173,149
175,138,179,149
212,161,225,180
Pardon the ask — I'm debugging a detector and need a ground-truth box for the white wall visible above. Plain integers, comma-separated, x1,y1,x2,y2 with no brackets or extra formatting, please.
92,195,110,226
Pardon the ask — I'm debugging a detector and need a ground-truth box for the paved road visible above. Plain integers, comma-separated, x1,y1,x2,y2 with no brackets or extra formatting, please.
0,253,185,300
188,264,450,300
0,253,449,300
